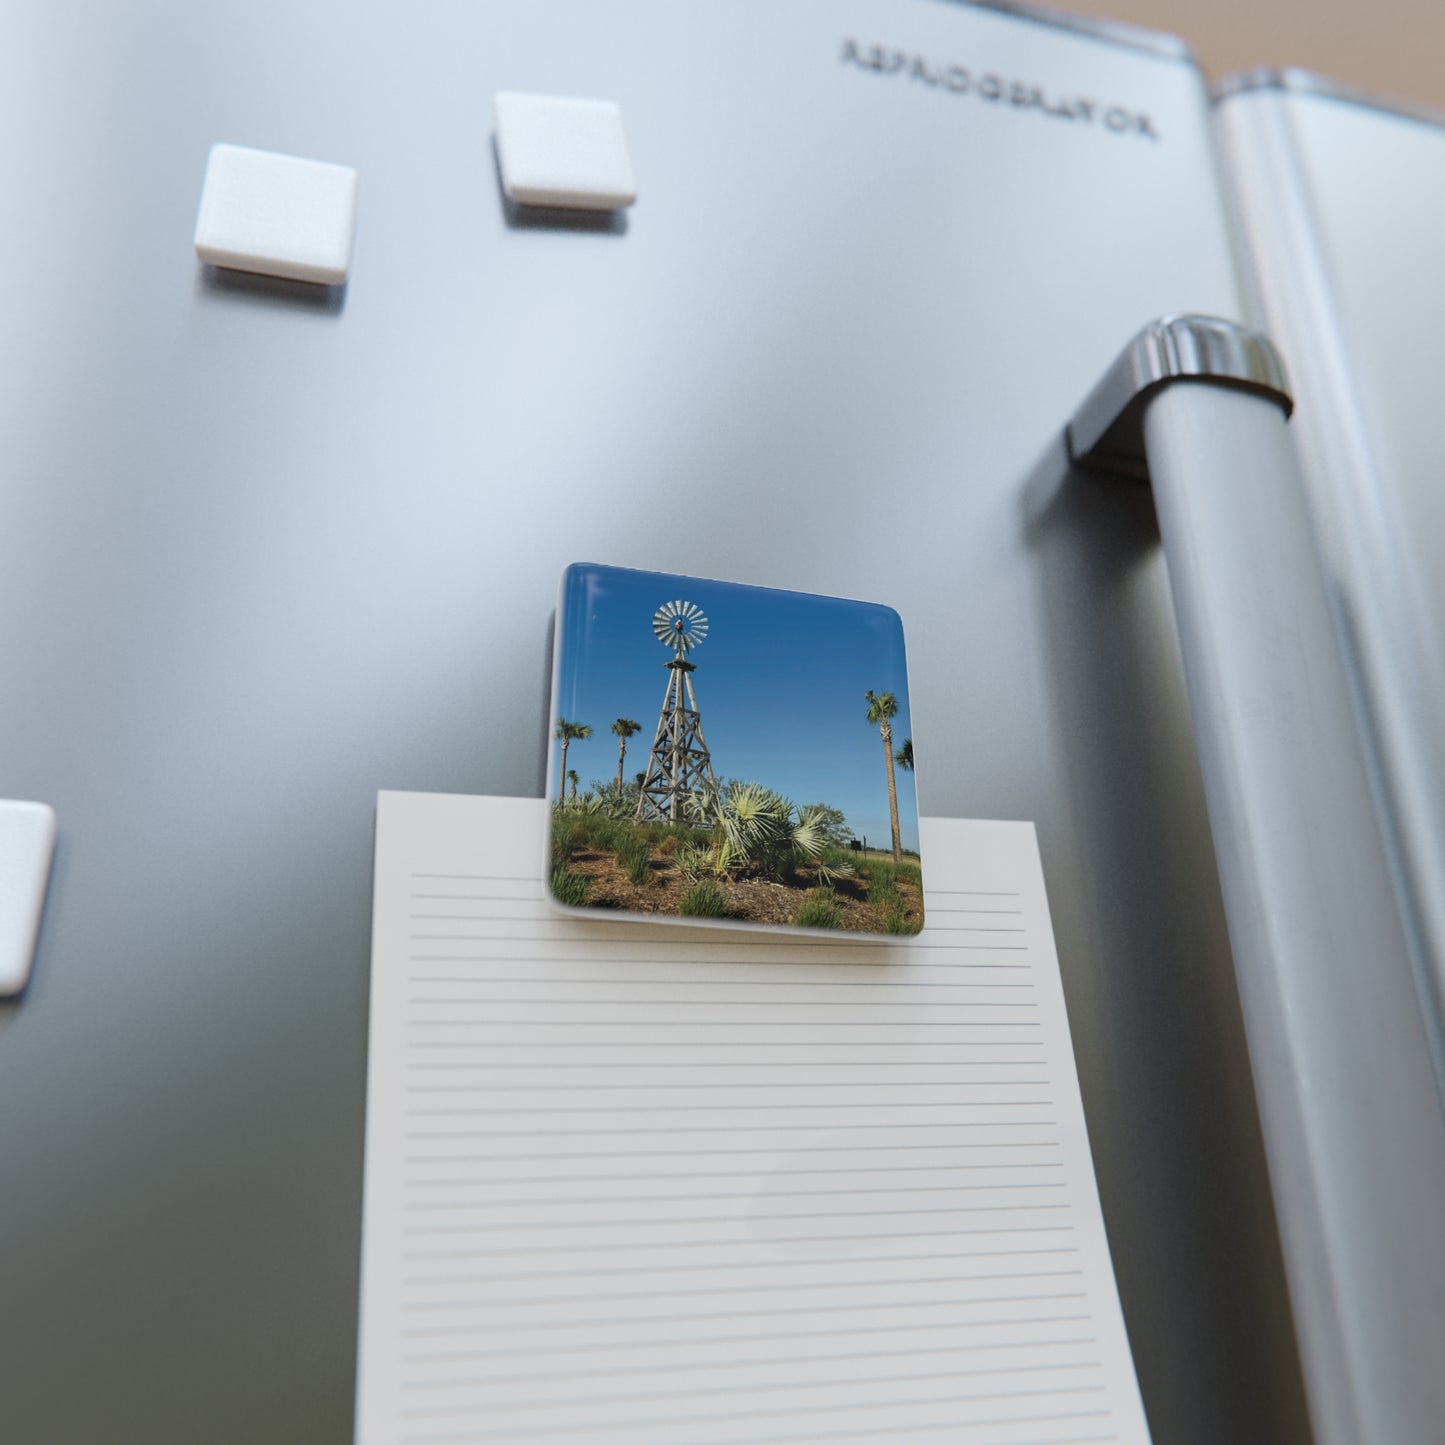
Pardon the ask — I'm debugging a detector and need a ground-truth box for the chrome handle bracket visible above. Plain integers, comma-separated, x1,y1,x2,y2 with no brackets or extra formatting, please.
1066,314,1294,482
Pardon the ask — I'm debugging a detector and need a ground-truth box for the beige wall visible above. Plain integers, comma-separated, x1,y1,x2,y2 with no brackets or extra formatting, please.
1045,0,1444,111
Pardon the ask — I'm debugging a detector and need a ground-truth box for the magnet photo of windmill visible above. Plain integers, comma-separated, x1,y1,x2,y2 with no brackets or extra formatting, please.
547,563,923,936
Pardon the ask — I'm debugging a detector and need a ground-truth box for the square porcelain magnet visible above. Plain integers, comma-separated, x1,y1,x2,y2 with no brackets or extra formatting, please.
547,564,922,935
194,143,358,285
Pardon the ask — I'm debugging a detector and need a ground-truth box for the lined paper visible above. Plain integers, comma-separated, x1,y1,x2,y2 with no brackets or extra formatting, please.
355,792,1150,1445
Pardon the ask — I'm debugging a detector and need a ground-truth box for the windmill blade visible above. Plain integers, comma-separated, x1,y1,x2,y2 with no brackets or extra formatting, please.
652,602,682,645
652,598,709,651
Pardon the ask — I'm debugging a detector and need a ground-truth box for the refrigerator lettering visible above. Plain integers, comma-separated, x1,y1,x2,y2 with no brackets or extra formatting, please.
840,38,1159,141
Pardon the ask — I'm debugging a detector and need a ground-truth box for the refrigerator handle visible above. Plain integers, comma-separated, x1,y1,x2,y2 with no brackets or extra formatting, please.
1067,315,1445,1445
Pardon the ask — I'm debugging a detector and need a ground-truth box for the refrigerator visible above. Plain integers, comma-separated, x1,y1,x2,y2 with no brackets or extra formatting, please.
0,4,1439,1442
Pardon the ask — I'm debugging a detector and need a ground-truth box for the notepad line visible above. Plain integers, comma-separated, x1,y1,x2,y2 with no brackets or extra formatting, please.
401,1379,1106,1421
405,999,1039,1008
411,931,1027,942
401,1354,1101,1393
403,1020,1044,1029
402,1289,1088,1326
404,1183,1068,1212
405,1162,1065,1189
401,1331,1095,1367
404,977,1037,989
698,1429,1116,1445
400,1402,1109,1444
403,1205,1072,1239
406,936,1031,952
403,1039,1047,1049
405,1131,1061,1156
402,1263,1084,1296
403,1058,1051,1070
403,1226,1076,1260
405,1143,1063,1168
404,1098,1054,1110
400,1311,1096,1346
400,1248,1082,1294
404,1078,1051,1089
675,1425,1115,1445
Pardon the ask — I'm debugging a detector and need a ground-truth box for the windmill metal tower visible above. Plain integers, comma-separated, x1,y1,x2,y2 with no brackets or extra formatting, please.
635,599,720,823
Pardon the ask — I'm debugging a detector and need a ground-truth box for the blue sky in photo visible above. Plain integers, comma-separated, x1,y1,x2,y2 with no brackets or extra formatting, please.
551,563,919,854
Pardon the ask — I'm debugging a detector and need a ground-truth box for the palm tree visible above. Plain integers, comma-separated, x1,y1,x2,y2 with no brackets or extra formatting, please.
611,718,642,796
895,738,914,772
567,769,579,803
554,718,592,803
865,690,903,863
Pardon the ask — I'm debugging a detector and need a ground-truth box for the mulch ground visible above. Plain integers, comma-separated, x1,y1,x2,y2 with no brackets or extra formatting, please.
565,849,923,934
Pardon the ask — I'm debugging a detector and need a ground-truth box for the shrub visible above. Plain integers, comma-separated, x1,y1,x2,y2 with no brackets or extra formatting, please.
583,815,623,853
551,812,585,868
718,782,794,878
795,888,844,929
616,837,653,885
674,841,720,880
678,880,729,918
550,864,590,908
797,802,852,849
792,810,856,886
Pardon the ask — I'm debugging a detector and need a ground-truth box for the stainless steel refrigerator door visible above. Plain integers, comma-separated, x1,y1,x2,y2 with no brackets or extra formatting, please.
1216,81,1445,1443
1217,74,1445,1088
1142,379,1445,1445
0,4,1304,1442
1070,315,1445,1445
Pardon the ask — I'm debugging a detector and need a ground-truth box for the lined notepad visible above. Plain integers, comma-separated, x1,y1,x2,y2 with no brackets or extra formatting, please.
356,792,1150,1444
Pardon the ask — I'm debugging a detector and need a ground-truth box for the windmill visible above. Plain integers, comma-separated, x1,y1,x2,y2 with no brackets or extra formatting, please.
634,599,721,823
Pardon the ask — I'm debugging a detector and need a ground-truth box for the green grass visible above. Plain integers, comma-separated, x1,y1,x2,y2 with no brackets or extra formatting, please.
858,859,898,906
678,880,729,918
549,863,591,908
555,808,687,868
884,904,922,935
871,879,903,910
858,856,922,908
794,887,844,929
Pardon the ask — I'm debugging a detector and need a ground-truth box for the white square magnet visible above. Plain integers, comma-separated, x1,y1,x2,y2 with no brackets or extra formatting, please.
494,92,637,211
194,143,358,285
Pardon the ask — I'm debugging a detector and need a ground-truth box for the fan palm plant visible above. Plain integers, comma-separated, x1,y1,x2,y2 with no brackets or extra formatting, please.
792,804,855,887
716,782,793,876
895,738,913,772
865,690,903,863
610,718,642,796
554,718,592,803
